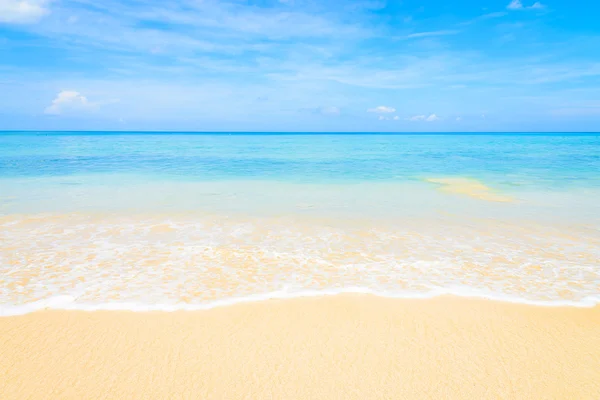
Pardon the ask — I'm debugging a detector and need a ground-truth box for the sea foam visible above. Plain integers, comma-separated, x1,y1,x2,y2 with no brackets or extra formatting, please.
2,213,599,316
2,287,600,317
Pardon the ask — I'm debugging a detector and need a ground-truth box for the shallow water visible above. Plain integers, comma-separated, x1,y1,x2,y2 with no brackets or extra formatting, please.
1,132,599,314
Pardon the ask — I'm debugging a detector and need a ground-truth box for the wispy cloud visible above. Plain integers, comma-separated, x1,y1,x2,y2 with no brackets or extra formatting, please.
368,105,396,113
319,106,341,116
461,11,508,25
507,0,545,10
1,0,600,131
405,30,459,39
480,11,509,19
2,0,370,71
299,105,342,116
507,0,524,10
378,115,400,121
0,0,50,24
407,114,440,122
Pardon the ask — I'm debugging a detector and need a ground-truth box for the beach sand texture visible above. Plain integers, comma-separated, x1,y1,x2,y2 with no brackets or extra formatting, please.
2,295,600,399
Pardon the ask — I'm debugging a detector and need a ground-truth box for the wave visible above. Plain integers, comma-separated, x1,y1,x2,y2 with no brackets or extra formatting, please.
2,213,600,317
3,287,600,317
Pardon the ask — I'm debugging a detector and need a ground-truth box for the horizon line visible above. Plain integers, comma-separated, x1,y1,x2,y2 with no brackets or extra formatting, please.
1,130,600,135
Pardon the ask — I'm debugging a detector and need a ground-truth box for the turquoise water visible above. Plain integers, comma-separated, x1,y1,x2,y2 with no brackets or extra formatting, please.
1,132,599,314
1,132,599,188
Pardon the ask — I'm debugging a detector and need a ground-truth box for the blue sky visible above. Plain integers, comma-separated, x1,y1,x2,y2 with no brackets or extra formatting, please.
1,0,599,132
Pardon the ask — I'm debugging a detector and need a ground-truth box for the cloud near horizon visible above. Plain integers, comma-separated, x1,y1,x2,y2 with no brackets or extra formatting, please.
44,91,91,115
43,90,119,115
368,106,396,114
407,114,440,122
378,115,400,121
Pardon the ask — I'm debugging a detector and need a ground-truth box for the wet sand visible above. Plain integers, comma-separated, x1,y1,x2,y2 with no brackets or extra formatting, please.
1,295,600,399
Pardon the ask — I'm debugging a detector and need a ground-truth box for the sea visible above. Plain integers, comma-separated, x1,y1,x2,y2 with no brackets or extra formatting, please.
1,132,599,315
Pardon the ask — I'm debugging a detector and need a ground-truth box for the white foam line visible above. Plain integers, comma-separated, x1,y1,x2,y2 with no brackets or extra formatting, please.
2,287,600,317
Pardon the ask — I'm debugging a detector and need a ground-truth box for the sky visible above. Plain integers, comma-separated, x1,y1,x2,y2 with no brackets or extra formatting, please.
1,0,600,132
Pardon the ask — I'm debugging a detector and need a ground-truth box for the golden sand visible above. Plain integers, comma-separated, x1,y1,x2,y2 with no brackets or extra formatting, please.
425,178,514,202
1,296,599,399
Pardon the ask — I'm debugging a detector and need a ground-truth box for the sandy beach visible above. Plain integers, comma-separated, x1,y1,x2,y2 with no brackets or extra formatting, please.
1,295,599,399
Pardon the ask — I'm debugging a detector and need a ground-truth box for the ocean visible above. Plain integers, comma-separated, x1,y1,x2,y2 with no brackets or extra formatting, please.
1,132,599,315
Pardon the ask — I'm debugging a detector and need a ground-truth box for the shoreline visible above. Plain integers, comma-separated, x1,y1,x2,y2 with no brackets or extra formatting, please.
2,295,600,399
4,212,599,313
3,289,600,317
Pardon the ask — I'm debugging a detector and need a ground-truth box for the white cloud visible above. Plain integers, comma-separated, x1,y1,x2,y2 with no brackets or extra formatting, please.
456,116,462,122
507,0,545,10
405,30,459,39
0,0,49,24
368,105,396,113
378,114,400,121
407,114,439,122
507,0,523,9
44,90,92,115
